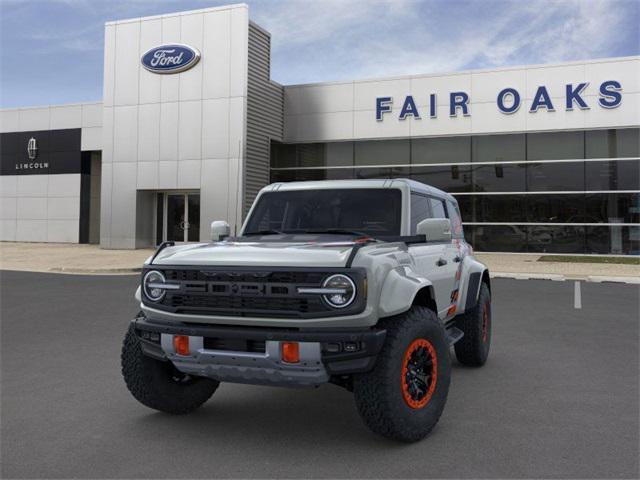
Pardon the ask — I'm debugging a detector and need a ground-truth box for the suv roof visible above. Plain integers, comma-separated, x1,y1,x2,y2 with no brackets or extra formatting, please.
264,178,456,202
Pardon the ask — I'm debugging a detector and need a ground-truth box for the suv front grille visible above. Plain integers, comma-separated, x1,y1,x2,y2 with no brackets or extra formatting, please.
143,267,366,319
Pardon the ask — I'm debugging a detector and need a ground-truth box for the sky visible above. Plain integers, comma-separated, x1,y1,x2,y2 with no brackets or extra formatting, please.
0,0,638,108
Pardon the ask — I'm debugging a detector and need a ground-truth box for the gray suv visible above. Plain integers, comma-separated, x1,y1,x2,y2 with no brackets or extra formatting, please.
122,179,492,442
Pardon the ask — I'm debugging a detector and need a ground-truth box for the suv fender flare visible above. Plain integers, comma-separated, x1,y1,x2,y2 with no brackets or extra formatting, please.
378,266,436,319
459,258,490,312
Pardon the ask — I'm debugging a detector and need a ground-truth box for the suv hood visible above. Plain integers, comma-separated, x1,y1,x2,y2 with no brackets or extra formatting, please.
150,240,356,268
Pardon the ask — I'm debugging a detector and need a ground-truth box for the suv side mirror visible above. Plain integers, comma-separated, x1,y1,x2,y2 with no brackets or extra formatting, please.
210,221,230,242
416,218,452,243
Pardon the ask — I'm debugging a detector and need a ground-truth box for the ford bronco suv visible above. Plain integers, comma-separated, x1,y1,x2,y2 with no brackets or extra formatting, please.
122,179,491,442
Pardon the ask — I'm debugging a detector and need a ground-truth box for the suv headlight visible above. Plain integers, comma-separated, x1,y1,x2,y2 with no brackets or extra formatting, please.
143,270,167,302
322,274,356,308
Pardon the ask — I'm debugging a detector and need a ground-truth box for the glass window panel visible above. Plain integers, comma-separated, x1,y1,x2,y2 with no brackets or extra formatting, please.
270,142,296,168
585,192,640,224
410,165,473,192
527,226,585,253
526,194,585,222
586,226,640,255
467,225,528,252
411,136,471,164
354,139,409,166
410,194,431,234
270,169,326,183
527,131,584,160
454,195,473,222
472,134,525,162
430,198,447,218
585,128,640,159
474,195,528,222
187,194,200,242
472,163,526,192
326,168,355,180
297,144,325,167
353,167,410,179
585,160,640,191
526,162,585,191
325,142,354,166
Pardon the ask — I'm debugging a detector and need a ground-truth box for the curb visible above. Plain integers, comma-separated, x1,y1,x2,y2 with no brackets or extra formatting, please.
492,272,640,284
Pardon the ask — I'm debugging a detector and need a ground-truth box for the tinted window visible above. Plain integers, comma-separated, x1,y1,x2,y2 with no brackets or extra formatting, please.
355,139,409,166
410,165,473,192
430,198,447,218
472,134,525,162
527,131,584,160
244,189,402,237
354,166,410,179
410,194,431,234
473,195,528,222
585,160,640,191
585,192,640,224
527,162,585,191
411,136,471,164
585,128,640,158
527,194,585,222
472,163,526,192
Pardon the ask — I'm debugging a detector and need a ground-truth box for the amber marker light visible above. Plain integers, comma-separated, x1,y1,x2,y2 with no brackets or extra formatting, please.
281,342,300,363
173,335,190,356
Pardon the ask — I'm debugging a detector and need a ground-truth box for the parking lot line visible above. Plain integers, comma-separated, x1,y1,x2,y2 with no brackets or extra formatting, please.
574,281,582,309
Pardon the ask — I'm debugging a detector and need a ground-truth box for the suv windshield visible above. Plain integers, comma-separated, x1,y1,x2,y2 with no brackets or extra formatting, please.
243,189,402,238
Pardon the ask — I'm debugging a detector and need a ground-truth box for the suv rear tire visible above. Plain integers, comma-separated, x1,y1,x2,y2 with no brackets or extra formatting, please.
454,283,491,366
353,306,451,442
121,325,219,414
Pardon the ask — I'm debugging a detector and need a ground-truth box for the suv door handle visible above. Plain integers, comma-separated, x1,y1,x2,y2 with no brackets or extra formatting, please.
436,258,448,267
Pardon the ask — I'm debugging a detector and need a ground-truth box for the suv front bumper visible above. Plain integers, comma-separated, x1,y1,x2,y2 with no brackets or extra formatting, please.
132,314,386,387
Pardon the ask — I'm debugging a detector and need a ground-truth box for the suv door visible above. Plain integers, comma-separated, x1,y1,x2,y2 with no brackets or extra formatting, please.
408,193,458,317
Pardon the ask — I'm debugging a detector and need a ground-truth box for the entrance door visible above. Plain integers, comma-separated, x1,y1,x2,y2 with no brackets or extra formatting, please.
164,193,200,243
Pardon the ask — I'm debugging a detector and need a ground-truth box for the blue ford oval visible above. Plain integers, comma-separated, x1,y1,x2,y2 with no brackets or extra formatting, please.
141,44,201,74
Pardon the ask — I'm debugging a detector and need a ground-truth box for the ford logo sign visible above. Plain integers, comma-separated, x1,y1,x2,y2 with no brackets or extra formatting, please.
141,44,201,74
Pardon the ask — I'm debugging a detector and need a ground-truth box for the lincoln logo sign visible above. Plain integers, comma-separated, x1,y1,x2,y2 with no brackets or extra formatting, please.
376,80,622,120
141,44,201,74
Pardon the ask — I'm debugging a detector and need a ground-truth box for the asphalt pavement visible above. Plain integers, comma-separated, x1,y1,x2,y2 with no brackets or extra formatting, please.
1,271,638,479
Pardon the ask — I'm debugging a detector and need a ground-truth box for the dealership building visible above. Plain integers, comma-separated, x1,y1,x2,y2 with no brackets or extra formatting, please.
1,3,638,254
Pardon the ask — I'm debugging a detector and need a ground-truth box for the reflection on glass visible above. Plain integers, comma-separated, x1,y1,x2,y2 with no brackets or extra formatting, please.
585,193,640,224
411,137,471,164
585,160,640,190
472,134,525,162
411,166,472,192
585,128,640,158
526,194,585,222
472,163,526,192
527,131,584,160
526,162,585,191
527,226,585,254
166,194,185,242
355,140,410,166
188,194,200,242
586,226,640,255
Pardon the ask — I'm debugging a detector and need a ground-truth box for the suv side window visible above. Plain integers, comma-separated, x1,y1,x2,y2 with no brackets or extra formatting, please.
410,194,432,234
446,199,464,238
429,198,447,219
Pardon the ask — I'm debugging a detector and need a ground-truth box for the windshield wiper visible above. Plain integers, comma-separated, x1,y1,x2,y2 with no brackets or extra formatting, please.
243,229,285,236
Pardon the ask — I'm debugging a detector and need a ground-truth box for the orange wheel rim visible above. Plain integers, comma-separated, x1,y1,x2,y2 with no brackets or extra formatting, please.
401,338,437,409
482,302,490,343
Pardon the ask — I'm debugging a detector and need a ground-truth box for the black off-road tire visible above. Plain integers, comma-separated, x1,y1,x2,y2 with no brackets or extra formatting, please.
121,324,219,414
454,283,491,366
353,306,451,442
